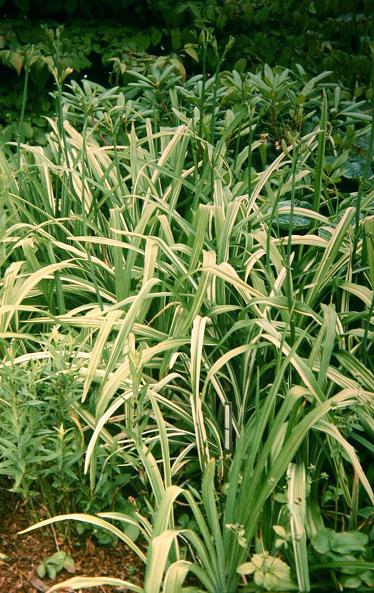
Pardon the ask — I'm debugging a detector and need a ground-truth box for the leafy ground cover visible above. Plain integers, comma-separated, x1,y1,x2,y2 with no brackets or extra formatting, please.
0,22,373,593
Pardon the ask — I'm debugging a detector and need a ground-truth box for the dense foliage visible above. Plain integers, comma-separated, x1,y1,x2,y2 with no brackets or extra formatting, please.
0,3,373,592
0,0,372,142
1,48,373,590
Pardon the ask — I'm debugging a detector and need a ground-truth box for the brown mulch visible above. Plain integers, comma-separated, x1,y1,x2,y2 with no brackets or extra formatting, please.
0,495,144,593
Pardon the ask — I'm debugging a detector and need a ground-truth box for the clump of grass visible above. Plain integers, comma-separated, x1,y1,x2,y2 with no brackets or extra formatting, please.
1,60,373,593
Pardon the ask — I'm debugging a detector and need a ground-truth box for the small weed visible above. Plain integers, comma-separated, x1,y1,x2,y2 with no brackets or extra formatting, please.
36,551,75,580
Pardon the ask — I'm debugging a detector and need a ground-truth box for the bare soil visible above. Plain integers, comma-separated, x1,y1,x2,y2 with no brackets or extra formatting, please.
0,494,144,593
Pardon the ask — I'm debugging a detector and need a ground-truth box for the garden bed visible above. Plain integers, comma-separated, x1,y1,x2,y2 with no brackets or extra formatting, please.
0,494,144,593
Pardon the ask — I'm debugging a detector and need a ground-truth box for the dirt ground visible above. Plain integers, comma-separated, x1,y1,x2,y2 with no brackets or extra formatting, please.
0,495,144,593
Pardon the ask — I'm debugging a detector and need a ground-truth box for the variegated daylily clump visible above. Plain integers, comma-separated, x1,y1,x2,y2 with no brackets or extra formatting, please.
1,61,373,593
